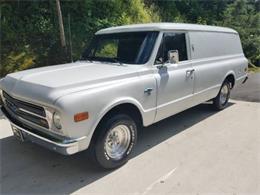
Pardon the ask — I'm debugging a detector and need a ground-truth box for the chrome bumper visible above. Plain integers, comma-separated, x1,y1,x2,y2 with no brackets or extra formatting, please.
1,106,87,155
242,76,248,84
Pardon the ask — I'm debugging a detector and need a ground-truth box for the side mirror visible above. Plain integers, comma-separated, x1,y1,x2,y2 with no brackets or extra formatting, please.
168,50,179,64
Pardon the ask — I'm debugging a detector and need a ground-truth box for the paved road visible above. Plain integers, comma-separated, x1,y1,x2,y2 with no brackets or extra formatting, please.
1,73,259,194
1,100,259,195
231,73,260,102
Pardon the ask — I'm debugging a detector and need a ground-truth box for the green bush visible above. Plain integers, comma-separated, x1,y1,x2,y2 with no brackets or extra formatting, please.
1,0,259,77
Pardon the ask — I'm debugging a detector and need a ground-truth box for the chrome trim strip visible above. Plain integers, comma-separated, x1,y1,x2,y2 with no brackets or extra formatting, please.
18,107,46,119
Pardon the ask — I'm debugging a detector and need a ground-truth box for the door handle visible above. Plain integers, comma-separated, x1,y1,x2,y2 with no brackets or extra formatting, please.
186,69,195,73
186,69,195,77
144,88,153,95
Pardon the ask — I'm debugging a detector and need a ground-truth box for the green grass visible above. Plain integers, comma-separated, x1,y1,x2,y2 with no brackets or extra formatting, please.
248,62,260,73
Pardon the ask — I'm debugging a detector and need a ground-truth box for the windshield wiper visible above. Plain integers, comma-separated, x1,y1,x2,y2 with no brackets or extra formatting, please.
110,58,124,66
79,56,93,62
80,56,125,66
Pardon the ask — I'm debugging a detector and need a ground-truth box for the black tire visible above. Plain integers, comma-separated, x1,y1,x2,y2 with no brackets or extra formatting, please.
91,114,137,169
213,80,231,110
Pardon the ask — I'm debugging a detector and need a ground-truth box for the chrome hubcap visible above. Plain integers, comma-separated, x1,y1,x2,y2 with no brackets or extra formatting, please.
105,125,131,160
220,84,229,105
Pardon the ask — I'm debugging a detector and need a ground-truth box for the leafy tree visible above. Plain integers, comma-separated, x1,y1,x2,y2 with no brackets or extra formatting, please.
219,0,260,65
1,0,259,77
0,0,160,76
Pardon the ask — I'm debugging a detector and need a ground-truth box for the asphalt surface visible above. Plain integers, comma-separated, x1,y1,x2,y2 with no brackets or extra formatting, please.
231,72,260,102
0,73,259,195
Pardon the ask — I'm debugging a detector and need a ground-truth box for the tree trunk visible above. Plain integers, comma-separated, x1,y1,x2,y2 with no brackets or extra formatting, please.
56,0,66,48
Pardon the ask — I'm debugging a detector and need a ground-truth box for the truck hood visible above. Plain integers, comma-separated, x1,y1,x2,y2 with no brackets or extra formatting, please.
0,61,140,105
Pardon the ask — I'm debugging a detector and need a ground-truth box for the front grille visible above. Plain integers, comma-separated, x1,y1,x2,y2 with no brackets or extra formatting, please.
3,92,45,117
3,91,49,129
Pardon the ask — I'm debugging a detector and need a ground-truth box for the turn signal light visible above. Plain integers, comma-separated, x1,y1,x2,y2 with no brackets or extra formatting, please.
74,112,89,122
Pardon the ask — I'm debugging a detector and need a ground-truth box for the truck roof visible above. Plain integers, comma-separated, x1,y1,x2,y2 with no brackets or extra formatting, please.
96,23,237,35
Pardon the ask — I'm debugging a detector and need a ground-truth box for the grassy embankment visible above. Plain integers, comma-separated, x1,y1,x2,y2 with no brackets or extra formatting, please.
248,62,260,73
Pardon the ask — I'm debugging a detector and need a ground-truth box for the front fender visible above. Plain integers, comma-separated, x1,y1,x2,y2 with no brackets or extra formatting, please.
95,97,145,127
83,97,145,146
54,75,156,148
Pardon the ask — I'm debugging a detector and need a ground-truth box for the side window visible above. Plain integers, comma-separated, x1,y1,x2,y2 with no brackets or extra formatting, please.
155,33,188,64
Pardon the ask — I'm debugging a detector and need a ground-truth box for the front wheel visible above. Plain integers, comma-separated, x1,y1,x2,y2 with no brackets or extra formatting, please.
213,80,231,110
92,114,137,169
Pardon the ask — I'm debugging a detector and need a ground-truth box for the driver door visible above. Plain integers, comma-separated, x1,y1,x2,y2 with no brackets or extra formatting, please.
154,32,195,122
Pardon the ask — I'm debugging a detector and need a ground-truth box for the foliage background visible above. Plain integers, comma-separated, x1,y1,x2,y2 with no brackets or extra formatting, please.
0,0,259,77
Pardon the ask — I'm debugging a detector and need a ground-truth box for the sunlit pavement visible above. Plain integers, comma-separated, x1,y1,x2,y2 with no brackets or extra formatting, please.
1,99,259,195
231,72,260,102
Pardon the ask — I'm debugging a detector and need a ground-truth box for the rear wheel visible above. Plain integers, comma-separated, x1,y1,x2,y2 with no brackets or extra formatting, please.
213,80,231,110
92,114,137,169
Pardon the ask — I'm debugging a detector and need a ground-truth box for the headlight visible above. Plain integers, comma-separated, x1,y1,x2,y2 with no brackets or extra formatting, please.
53,112,62,129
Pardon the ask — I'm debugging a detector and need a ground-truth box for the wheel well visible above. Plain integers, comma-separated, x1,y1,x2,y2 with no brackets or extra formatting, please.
90,103,143,145
225,74,235,88
101,103,143,126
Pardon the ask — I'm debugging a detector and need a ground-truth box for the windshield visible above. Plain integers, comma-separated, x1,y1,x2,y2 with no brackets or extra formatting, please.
81,31,158,64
